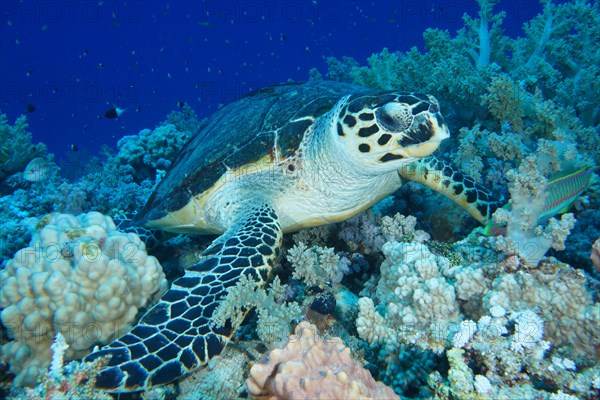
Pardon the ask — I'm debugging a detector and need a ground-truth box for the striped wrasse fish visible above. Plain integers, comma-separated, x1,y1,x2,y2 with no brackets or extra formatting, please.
484,167,596,236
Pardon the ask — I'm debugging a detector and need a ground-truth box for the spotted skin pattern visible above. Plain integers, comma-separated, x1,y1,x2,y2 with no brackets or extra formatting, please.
399,156,503,224
337,91,447,162
85,204,282,391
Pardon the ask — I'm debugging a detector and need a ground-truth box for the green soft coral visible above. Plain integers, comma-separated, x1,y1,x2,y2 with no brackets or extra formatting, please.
328,10,502,126
0,113,47,183
481,74,525,132
513,0,600,127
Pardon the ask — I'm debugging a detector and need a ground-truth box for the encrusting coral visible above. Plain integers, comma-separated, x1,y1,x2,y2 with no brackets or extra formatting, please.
428,307,600,399
246,321,399,400
482,259,600,359
0,212,168,387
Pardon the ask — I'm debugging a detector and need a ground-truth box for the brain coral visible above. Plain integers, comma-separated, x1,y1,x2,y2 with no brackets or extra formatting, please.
246,321,399,400
0,212,168,387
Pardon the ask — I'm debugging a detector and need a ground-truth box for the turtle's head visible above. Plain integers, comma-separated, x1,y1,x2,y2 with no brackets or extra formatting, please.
334,91,449,171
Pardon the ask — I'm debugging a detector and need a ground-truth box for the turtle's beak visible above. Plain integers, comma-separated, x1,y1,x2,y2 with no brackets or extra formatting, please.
402,114,449,158
403,140,443,158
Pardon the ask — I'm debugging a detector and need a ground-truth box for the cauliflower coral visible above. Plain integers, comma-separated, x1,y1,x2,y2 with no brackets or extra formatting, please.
0,212,168,387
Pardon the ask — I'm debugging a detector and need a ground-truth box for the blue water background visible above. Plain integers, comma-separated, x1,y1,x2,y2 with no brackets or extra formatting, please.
1,1,542,161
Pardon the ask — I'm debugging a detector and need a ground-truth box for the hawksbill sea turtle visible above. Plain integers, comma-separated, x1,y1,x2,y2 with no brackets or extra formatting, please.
85,81,502,391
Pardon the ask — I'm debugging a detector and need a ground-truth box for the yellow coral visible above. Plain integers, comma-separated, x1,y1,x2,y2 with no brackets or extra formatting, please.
0,212,168,387
482,74,524,132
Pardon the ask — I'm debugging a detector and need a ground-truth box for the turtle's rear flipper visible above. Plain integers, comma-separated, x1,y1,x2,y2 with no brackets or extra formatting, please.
85,204,282,392
398,156,503,225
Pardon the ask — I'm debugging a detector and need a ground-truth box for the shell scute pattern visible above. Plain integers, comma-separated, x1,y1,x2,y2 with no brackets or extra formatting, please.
136,81,363,225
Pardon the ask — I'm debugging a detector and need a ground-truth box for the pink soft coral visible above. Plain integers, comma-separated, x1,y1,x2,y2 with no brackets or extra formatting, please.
247,321,399,400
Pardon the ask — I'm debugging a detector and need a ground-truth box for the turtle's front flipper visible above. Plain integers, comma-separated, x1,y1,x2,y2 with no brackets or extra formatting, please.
399,156,503,224
85,204,282,392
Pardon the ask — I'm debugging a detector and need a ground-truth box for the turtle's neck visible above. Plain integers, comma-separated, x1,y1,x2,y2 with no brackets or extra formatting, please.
301,100,398,203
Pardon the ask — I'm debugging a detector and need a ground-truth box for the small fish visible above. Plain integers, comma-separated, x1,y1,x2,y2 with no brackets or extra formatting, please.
97,62,105,70
23,157,51,182
197,21,214,29
178,101,185,108
484,167,596,236
26,103,36,113
104,106,126,119
70,144,79,152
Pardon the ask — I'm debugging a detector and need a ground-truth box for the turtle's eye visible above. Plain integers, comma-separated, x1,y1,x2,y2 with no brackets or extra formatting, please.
376,103,412,132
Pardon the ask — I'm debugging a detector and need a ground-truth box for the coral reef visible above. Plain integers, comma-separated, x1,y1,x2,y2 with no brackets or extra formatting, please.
0,110,199,262
212,275,302,346
287,242,347,288
0,113,47,188
357,242,462,353
0,1,598,398
179,344,261,400
357,236,599,358
6,333,114,400
115,104,202,183
0,212,167,387
427,307,600,399
482,259,600,359
380,213,430,243
246,321,399,400
338,210,386,254
491,157,577,265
